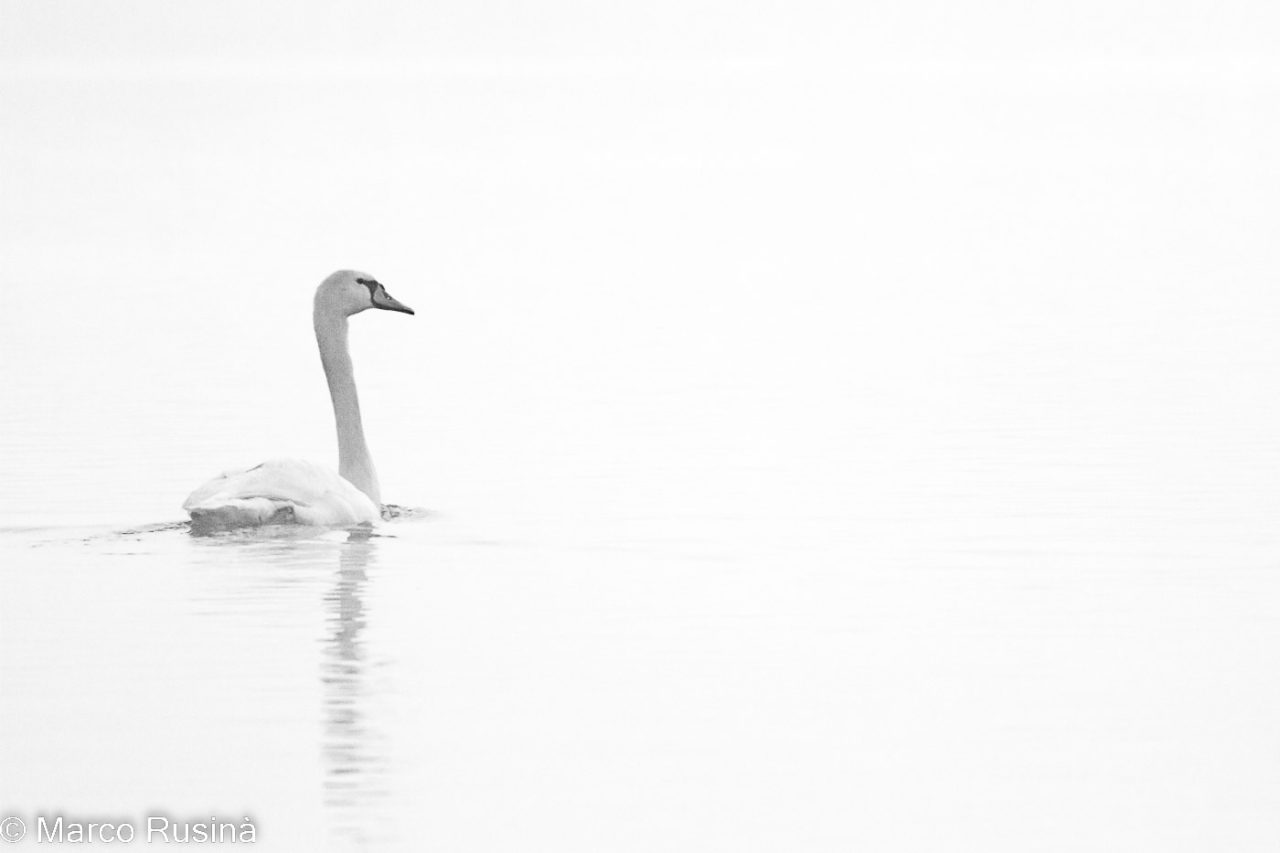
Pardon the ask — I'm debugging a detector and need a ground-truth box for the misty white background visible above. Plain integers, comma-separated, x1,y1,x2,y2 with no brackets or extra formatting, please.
3,2,1280,851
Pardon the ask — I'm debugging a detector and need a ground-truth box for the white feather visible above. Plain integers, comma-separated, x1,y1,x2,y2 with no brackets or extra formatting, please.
183,458,380,529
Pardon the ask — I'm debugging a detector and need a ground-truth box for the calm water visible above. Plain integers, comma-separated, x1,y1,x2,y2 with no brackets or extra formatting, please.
4,62,1280,851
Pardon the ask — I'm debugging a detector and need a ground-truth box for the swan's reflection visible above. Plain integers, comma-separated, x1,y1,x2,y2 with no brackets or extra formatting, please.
321,528,389,847
180,524,396,847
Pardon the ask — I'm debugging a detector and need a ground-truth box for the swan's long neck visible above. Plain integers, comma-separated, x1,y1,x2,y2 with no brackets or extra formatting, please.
315,310,381,506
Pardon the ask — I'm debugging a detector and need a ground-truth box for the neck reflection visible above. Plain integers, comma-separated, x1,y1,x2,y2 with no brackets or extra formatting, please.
321,528,388,846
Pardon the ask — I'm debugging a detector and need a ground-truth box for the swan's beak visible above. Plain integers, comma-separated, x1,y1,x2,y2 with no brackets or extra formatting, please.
372,287,415,315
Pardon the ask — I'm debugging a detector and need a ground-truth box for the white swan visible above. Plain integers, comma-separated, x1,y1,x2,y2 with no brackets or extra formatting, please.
184,270,414,531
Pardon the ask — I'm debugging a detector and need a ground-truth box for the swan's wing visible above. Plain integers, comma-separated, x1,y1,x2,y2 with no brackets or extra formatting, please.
183,458,379,528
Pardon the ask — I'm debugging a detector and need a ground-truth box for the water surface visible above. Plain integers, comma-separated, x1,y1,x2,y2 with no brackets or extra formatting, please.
4,62,1280,852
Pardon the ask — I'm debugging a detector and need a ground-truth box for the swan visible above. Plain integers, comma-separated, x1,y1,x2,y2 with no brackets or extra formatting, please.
183,270,414,531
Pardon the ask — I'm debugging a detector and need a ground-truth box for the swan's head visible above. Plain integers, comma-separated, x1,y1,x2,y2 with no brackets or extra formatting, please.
315,270,415,318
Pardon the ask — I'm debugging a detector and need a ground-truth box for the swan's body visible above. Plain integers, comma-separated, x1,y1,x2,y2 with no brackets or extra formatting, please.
184,270,414,532
184,458,381,528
